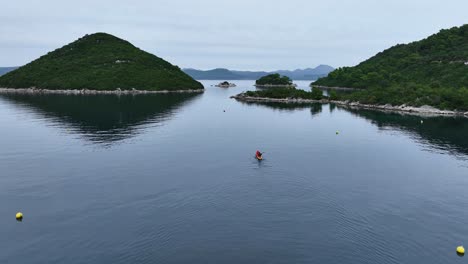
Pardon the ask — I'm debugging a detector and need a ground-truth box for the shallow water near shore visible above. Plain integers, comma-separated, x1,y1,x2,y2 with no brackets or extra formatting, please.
1,80,468,264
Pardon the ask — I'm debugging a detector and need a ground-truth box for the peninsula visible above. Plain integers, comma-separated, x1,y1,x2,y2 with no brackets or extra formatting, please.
233,24,468,116
232,88,468,117
0,33,204,93
313,24,468,111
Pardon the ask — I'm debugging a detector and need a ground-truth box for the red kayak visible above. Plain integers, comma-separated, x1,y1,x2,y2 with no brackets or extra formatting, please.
255,150,263,160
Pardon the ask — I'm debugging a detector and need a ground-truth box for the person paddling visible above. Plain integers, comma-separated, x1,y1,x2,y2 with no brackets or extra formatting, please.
256,150,263,159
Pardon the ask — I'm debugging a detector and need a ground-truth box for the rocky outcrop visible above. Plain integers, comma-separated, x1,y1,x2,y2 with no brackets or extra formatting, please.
215,81,236,88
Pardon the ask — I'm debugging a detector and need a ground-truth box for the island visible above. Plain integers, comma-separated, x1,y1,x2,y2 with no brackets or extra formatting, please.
255,73,297,88
215,81,236,88
312,24,468,112
0,33,204,94
233,24,468,116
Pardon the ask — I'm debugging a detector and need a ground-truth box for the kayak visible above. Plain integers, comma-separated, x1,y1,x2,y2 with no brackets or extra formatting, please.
256,155,263,160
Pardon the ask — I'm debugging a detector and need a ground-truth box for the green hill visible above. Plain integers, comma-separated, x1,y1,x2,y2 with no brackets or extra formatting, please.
256,73,293,86
0,33,203,91
314,24,468,110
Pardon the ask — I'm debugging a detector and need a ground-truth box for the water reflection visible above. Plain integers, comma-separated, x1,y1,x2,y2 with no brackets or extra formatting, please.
237,101,325,119
0,93,201,145
238,101,314,111
310,103,322,116
344,108,468,157
237,100,468,158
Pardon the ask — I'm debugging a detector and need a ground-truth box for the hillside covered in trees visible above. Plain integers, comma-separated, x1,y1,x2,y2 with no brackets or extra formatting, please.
0,33,203,91
256,74,293,86
314,24,468,110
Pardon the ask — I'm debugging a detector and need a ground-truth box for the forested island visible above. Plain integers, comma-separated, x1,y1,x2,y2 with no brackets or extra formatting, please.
255,74,296,87
313,24,468,110
234,24,468,114
0,33,203,92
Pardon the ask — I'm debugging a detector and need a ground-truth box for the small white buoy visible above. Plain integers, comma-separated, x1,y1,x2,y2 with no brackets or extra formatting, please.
16,212,23,221
421,120,424,124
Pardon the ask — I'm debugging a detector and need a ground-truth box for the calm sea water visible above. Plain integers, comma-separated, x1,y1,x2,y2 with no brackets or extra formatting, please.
1,80,467,264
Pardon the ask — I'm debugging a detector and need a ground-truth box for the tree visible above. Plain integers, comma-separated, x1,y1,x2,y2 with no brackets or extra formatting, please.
329,90,338,100
311,88,323,100
256,73,292,85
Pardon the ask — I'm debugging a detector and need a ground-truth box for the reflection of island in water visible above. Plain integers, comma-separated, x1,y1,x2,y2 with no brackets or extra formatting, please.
343,108,468,157
237,100,468,157
237,101,324,116
0,93,201,144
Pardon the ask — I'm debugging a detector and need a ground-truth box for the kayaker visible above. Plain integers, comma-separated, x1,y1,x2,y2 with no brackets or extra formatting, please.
256,150,262,158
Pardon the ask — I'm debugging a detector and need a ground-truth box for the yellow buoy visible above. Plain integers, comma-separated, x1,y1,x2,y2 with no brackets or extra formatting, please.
16,212,23,221
457,246,465,254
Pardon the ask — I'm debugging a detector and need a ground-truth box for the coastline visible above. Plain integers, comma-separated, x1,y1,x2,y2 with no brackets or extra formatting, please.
231,94,468,118
0,87,205,95
254,84,297,88
311,85,361,91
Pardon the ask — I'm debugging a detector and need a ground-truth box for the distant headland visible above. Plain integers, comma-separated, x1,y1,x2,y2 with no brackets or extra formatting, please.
183,65,334,80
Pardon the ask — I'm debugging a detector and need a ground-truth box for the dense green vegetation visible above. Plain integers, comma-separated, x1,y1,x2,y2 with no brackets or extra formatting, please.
314,24,468,110
329,90,338,100
244,87,324,100
335,86,468,110
0,33,203,91
256,73,293,85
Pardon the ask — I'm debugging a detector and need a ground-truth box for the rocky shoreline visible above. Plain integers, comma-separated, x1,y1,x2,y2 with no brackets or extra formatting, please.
231,93,468,117
254,84,297,88
215,81,236,88
0,87,205,95
311,85,360,91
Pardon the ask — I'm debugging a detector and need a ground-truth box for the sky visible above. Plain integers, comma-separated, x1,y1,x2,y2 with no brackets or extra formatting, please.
1,0,467,71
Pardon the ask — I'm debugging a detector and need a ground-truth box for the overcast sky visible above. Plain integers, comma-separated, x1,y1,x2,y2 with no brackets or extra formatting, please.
1,0,467,70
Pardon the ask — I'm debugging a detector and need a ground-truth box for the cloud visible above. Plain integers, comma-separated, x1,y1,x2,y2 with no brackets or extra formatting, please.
1,0,467,70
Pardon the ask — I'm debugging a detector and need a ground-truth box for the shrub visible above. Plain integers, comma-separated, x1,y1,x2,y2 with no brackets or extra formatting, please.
311,88,323,100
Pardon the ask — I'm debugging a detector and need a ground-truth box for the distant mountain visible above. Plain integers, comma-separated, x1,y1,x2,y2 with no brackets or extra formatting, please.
183,65,334,80
0,67,18,76
0,33,203,91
